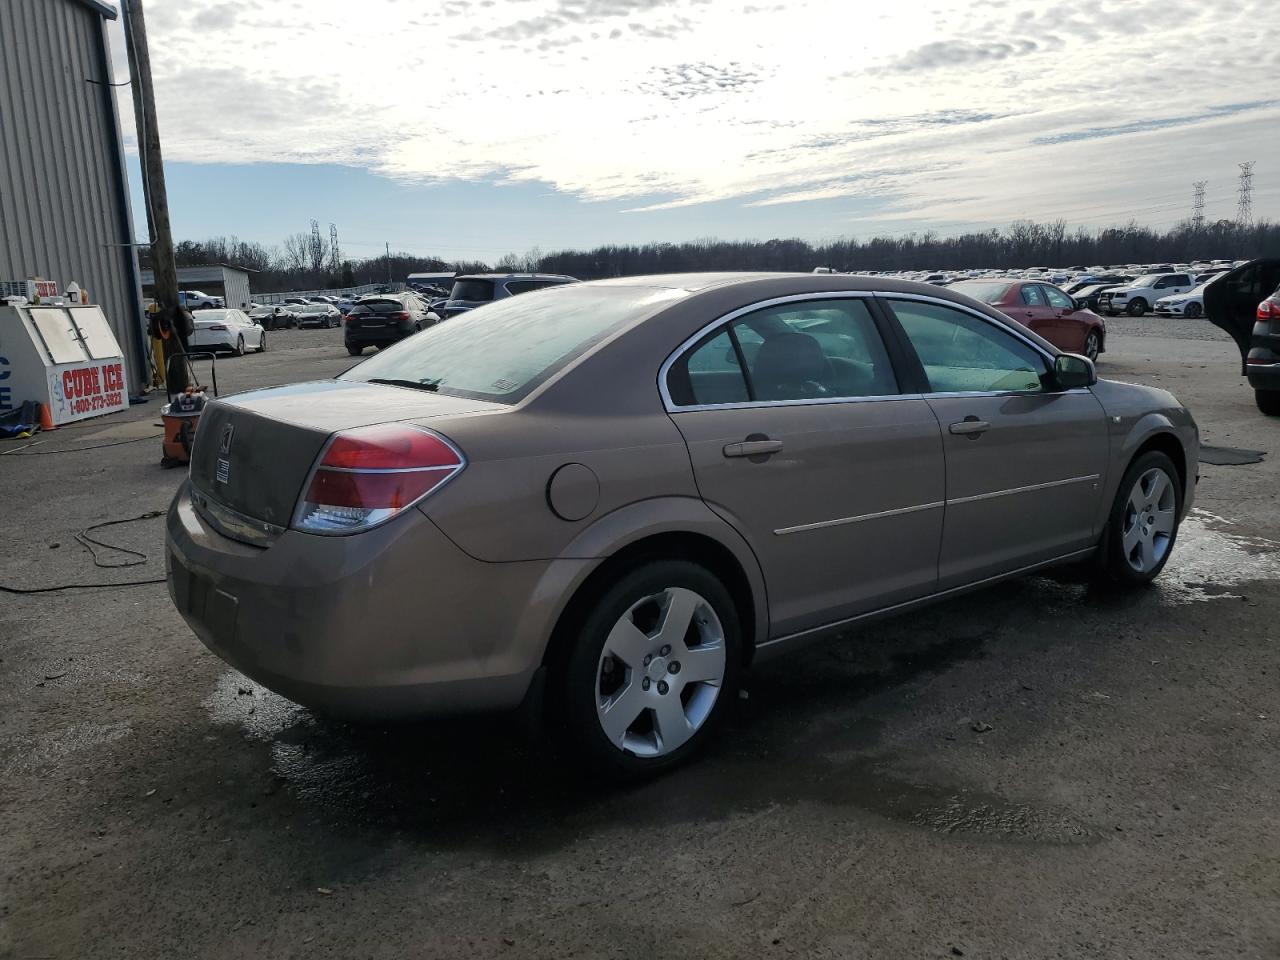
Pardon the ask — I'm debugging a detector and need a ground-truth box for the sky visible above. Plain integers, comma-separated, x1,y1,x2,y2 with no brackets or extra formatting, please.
104,0,1279,264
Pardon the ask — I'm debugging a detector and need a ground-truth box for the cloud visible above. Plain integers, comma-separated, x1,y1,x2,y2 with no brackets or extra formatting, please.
120,0,1277,235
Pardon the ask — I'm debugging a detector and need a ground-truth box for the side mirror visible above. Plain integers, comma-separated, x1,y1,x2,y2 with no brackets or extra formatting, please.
1053,353,1096,390
1061,303,1075,315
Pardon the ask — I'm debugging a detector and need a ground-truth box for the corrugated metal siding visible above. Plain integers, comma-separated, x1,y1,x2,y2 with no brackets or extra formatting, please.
0,0,145,389
222,270,252,310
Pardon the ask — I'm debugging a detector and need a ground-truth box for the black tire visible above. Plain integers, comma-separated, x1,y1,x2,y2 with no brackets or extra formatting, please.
1256,389,1280,416
346,344,363,356
1126,298,1148,317
1183,302,1202,319
560,559,742,780
234,335,245,357
1097,450,1182,586
1084,330,1101,361
258,333,267,353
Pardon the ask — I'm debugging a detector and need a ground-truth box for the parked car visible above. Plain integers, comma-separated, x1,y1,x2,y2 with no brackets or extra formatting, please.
439,273,577,319
283,297,313,307
343,292,434,355
1205,259,1280,415
167,274,1197,776
189,308,266,356
947,278,1106,360
1072,283,1125,312
1099,273,1196,316
179,289,224,310
1154,282,1211,319
294,303,343,328
248,305,299,330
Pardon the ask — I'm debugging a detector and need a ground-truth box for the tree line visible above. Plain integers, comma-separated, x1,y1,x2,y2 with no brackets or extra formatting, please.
152,218,1278,292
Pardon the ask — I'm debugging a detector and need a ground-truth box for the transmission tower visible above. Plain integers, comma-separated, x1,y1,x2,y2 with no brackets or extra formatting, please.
329,223,341,272
1191,180,1207,231
1237,161,1255,227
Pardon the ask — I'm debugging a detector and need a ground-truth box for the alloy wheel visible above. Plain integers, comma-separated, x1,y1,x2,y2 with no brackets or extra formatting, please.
1121,467,1176,574
1085,331,1100,361
594,587,726,758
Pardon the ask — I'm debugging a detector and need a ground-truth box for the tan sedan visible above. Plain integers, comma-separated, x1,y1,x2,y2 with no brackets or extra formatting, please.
166,273,1198,776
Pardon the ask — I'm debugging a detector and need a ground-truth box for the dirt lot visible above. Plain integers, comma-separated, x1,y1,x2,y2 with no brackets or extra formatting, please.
2,318,1278,959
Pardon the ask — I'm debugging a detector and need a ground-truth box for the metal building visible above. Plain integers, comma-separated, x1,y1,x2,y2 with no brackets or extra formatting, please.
140,265,257,311
0,0,148,392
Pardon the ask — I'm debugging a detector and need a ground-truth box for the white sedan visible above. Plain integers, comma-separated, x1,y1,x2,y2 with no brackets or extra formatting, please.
189,309,266,356
1154,282,1209,319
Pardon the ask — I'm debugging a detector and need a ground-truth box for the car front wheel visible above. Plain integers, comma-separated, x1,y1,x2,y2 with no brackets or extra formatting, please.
1126,298,1148,317
1099,450,1181,586
1183,302,1202,319
1256,389,1280,416
1084,330,1101,361
562,560,741,779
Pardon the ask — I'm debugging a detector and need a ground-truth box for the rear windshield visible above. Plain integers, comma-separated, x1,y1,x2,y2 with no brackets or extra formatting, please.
342,285,686,403
450,279,495,302
947,281,1010,304
351,299,404,315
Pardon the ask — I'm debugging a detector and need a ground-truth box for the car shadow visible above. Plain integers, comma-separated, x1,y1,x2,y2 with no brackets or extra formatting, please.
183,572,1112,859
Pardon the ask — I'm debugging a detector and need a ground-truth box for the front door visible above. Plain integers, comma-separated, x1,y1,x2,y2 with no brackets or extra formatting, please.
882,297,1109,588
664,295,945,637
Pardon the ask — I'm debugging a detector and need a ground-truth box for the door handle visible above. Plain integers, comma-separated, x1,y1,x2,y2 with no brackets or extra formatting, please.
723,439,783,458
949,419,990,436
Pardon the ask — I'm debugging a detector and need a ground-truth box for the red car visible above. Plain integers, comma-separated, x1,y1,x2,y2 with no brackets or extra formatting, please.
948,279,1106,361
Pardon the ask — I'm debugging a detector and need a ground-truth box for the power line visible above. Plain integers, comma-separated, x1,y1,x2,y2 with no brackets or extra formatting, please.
1237,161,1255,226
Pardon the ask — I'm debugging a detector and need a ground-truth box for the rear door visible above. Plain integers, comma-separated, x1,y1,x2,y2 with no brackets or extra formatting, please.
1204,259,1280,372
1039,284,1086,352
882,296,1108,588
665,294,945,637
1013,283,1057,340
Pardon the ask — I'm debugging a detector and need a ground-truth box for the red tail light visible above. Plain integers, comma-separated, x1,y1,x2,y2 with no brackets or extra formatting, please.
294,424,464,534
388,310,411,322
1259,300,1277,320
208,324,228,331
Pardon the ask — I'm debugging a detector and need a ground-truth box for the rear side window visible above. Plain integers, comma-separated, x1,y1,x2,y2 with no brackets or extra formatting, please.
1020,285,1045,306
450,279,495,302
888,300,1047,394
667,298,898,407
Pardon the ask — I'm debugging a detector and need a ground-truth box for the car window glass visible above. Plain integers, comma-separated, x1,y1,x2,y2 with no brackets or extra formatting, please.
889,300,1047,394
1042,285,1073,309
666,329,749,406
1020,285,1045,306
732,298,898,402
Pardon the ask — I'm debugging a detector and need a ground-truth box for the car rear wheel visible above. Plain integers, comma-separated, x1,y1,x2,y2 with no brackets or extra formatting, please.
1126,298,1148,317
234,335,245,356
257,333,267,353
1256,389,1280,416
1098,451,1181,586
1084,330,1101,361
346,344,363,357
562,560,741,779
1183,302,1202,319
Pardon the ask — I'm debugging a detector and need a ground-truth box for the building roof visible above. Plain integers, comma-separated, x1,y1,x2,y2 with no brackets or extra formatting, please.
75,0,119,20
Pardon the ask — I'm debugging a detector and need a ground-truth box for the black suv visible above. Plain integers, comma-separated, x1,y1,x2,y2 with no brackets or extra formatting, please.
343,293,434,356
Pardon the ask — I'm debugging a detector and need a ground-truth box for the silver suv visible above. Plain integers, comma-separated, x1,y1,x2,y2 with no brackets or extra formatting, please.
439,273,577,319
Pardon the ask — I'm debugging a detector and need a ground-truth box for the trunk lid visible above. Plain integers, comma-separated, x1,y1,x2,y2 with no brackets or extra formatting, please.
189,380,497,532
1203,258,1280,373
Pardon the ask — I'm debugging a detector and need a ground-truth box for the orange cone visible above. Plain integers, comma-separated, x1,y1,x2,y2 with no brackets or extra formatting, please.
38,402,57,431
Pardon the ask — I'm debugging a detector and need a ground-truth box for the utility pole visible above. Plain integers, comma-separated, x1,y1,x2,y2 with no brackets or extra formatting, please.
120,0,183,390
385,242,393,286
1237,161,1255,227
1191,180,1207,231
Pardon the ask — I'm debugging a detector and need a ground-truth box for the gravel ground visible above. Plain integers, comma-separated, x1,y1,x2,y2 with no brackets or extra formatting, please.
2,316,1278,959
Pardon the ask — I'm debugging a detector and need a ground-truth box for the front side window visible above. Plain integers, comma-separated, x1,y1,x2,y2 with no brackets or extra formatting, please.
1042,285,1073,309
888,300,1047,394
666,298,898,406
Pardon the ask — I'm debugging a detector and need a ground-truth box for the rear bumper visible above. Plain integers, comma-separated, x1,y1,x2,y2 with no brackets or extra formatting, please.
344,324,413,346
165,481,590,718
1246,361,1280,392
190,332,236,351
